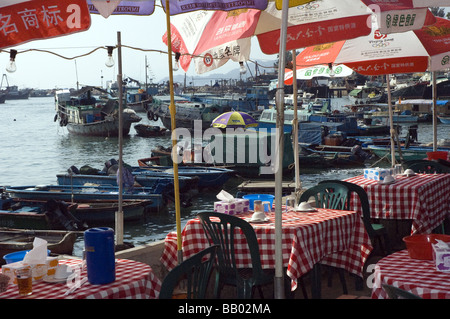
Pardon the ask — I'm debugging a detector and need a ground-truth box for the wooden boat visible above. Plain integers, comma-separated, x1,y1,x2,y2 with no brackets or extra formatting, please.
0,228,79,264
298,144,373,168
56,172,182,189
134,124,167,137
72,199,150,224
368,145,450,162
4,185,164,211
438,116,450,124
54,87,142,137
133,165,234,189
0,198,83,231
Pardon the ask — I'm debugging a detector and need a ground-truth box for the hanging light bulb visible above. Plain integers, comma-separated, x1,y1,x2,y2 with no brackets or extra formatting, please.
6,49,17,73
105,46,115,68
173,52,181,71
239,61,247,74
328,63,335,77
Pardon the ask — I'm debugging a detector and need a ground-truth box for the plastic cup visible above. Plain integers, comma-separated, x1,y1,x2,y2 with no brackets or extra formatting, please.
16,267,32,296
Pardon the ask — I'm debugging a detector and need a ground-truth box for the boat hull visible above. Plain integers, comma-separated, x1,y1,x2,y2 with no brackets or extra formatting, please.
73,200,149,224
134,166,234,189
438,116,450,124
66,120,133,137
5,185,164,211
368,145,450,161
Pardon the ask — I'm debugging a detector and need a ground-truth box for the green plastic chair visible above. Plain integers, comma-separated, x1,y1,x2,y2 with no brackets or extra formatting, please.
319,180,391,256
382,284,422,299
196,212,274,299
299,182,349,210
299,182,350,295
159,245,218,299
407,160,450,174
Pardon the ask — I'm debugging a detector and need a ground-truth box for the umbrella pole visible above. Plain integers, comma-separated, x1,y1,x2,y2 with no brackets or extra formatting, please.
165,0,183,264
386,74,396,167
116,31,124,246
274,0,289,300
291,50,301,197
432,71,437,152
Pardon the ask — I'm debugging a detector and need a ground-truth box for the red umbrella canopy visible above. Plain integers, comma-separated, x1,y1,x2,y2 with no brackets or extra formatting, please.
163,0,440,74
0,0,91,49
295,17,450,75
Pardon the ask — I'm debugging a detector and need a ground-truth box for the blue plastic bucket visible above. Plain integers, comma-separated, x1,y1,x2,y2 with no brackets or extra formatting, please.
242,194,275,211
84,227,115,285
3,249,50,264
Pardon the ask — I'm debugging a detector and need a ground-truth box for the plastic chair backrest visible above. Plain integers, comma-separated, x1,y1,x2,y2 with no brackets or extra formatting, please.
159,245,218,299
299,182,349,210
408,160,450,174
196,212,265,284
319,180,375,238
382,284,422,299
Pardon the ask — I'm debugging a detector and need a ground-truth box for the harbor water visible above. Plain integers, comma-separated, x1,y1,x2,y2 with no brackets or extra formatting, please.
1,96,449,256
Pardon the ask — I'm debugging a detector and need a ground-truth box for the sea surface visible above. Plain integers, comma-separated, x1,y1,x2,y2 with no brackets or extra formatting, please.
1,96,449,256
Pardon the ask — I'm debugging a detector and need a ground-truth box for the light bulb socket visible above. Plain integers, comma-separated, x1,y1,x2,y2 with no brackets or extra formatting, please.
106,46,114,57
174,52,181,62
9,49,17,61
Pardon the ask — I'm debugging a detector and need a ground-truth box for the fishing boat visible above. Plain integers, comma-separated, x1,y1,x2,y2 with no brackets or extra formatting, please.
72,199,150,224
54,87,142,137
299,143,374,168
56,171,192,191
348,83,385,104
147,98,229,131
134,165,234,189
134,124,167,137
438,115,450,124
368,144,450,162
4,185,164,211
0,197,84,231
0,228,79,264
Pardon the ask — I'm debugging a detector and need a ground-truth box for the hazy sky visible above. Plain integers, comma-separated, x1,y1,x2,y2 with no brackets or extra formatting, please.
1,9,272,90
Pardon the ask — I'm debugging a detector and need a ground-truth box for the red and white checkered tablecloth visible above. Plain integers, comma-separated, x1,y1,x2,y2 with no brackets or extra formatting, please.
372,250,450,299
0,259,161,299
160,208,372,291
344,174,450,234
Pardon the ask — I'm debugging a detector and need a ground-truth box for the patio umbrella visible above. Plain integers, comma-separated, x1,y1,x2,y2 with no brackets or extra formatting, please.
163,0,445,299
211,111,258,129
163,0,439,74
295,17,450,165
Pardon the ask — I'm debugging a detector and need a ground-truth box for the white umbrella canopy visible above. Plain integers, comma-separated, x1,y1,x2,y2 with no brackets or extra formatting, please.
163,0,440,74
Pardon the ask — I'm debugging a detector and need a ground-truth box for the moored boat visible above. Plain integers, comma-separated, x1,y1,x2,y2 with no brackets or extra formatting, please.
4,185,164,211
0,228,79,264
54,87,142,137
72,199,150,224
0,197,84,231
134,124,167,137
438,115,450,124
133,165,234,189
368,144,450,162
